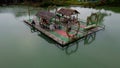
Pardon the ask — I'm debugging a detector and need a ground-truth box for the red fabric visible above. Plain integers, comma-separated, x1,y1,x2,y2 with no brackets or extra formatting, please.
55,30,67,37
55,30,73,37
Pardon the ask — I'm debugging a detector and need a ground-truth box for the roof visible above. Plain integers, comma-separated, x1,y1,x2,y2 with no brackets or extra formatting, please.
36,11,55,20
57,8,79,16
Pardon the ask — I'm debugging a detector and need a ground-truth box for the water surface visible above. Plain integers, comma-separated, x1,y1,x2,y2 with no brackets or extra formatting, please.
0,5,120,68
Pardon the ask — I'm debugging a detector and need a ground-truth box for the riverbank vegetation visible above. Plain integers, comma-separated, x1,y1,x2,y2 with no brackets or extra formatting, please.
0,0,120,7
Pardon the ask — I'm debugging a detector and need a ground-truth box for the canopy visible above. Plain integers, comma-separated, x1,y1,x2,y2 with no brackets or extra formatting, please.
57,8,79,16
36,11,55,21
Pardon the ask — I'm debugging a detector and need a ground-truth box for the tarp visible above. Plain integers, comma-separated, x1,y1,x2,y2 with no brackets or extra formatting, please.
57,8,79,16
36,11,55,21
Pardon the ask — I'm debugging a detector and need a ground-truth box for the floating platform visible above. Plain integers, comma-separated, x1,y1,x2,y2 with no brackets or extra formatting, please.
24,20,104,46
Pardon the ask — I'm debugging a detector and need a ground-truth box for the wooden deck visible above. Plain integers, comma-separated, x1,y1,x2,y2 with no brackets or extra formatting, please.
23,20,104,46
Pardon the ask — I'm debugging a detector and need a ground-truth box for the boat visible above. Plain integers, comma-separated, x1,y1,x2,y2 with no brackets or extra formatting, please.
24,8,105,46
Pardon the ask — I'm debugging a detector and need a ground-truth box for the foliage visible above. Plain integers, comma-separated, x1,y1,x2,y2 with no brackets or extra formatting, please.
0,0,120,7
105,0,120,6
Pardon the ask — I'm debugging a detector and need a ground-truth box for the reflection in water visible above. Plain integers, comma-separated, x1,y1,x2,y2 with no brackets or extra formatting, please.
84,32,96,45
30,27,37,33
32,27,97,55
55,40,79,55
55,32,96,55
29,21,101,55
65,41,79,55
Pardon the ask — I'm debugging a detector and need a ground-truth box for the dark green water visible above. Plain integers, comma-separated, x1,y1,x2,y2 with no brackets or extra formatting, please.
0,6,120,68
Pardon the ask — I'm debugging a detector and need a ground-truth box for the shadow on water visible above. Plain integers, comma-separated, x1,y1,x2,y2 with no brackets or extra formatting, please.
30,26,97,55
30,27,37,33
29,26,57,44
37,33,57,44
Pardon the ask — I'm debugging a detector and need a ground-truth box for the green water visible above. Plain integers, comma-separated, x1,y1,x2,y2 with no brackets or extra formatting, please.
0,5,120,68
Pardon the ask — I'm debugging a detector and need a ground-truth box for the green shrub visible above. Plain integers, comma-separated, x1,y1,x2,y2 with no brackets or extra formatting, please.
40,1,54,7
